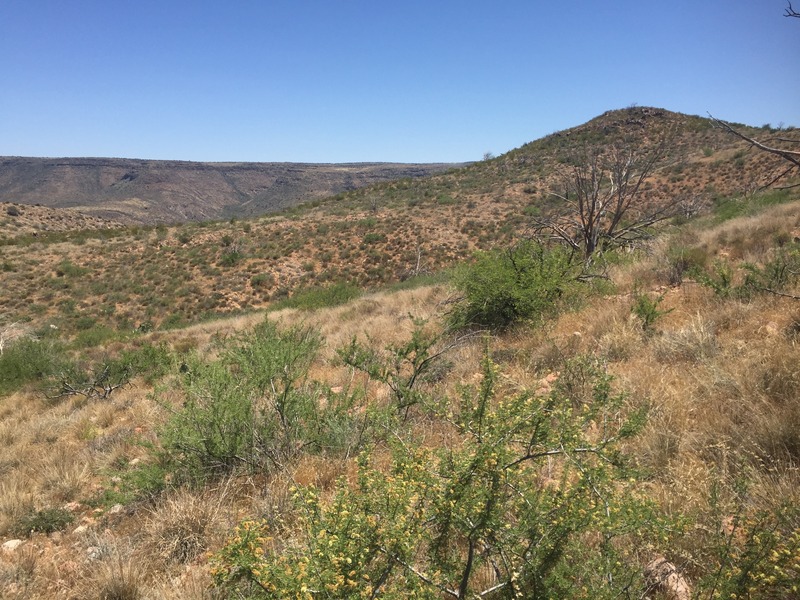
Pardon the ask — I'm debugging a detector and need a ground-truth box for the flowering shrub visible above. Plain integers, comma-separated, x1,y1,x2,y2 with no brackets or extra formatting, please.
211,352,669,599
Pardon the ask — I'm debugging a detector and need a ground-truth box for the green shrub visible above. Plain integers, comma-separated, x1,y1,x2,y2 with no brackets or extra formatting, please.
270,282,361,311
0,338,72,395
665,245,708,286
212,352,662,599
742,243,800,293
13,507,74,537
250,272,275,289
363,232,386,244
219,248,243,267
73,324,117,348
712,188,792,223
55,259,88,278
631,291,672,334
156,320,358,484
450,240,582,330
338,318,446,416
694,260,736,298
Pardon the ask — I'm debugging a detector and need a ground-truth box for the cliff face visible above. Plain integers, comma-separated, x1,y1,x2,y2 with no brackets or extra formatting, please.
0,157,461,224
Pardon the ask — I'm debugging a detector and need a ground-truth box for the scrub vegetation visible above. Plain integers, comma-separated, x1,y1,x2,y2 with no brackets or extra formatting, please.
1,107,799,599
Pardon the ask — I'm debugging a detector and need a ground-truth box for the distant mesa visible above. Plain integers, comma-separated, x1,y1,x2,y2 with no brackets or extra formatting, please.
0,157,462,225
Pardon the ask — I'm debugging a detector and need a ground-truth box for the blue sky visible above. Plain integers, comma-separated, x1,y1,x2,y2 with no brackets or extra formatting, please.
1,1,798,163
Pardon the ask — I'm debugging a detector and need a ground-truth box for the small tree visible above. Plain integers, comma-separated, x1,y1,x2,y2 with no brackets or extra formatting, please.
449,240,582,330
533,137,677,261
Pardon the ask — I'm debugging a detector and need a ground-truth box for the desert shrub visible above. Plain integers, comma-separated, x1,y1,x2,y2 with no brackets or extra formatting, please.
664,245,708,286
73,324,117,348
118,342,173,384
157,320,359,484
0,338,72,395
694,260,736,298
742,242,800,293
338,318,448,416
250,272,275,289
712,188,793,223
55,259,88,278
363,232,386,244
695,243,799,300
270,282,361,311
13,507,74,537
212,352,664,599
449,240,582,330
631,290,672,334
690,491,800,599
219,248,242,267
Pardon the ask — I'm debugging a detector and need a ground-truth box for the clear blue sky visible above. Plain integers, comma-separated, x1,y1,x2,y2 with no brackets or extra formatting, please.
1,0,798,163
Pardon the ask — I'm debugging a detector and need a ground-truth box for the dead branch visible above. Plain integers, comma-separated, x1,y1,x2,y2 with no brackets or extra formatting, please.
709,115,800,172
46,364,132,401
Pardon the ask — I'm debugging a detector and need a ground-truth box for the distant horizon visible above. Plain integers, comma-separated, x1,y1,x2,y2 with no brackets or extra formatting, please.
0,154,468,166
2,105,792,165
2,1,798,163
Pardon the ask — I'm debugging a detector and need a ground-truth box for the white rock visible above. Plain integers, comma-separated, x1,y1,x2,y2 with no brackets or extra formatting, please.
1,539,24,552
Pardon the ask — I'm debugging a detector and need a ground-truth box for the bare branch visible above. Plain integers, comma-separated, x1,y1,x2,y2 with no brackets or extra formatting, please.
377,547,460,598
786,1,800,17
709,114,800,170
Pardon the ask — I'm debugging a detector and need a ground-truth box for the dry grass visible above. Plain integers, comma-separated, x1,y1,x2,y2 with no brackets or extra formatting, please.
144,486,231,565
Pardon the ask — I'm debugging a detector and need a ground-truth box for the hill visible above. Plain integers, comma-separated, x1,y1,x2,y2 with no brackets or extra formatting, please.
1,107,797,334
0,157,462,225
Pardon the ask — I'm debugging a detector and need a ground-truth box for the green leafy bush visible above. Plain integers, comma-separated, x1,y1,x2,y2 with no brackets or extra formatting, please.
742,243,800,294
694,260,736,298
212,352,662,599
250,272,275,289
338,318,448,417
157,320,359,484
450,240,582,330
631,291,672,334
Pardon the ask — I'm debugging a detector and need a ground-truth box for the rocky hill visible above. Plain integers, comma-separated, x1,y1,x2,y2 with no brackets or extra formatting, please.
0,158,461,224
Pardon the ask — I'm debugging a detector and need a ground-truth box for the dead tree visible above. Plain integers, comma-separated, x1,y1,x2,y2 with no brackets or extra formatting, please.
533,136,677,261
